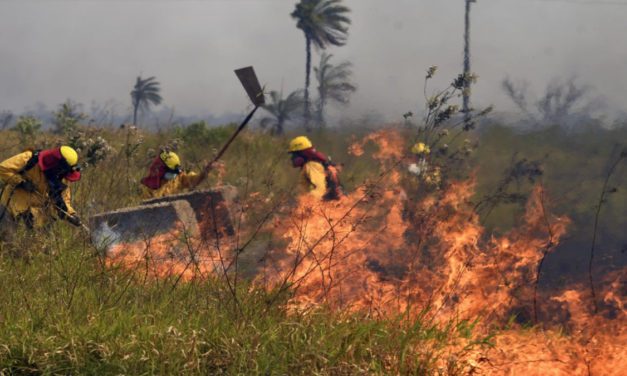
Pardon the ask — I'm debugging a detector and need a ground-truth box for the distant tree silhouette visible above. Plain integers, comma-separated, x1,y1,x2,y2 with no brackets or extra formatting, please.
131,76,162,126
502,77,602,128
0,111,13,130
259,90,304,135
291,0,351,130
314,52,356,127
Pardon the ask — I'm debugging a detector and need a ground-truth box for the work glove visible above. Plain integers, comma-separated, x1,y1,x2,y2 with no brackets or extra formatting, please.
66,214,83,227
17,180,37,193
408,163,423,176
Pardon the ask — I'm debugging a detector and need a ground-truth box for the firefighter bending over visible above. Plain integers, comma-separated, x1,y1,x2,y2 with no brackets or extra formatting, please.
288,136,342,201
0,146,82,233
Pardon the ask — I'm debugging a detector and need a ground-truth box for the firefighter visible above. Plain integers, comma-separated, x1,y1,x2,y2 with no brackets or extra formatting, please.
140,150,214,199
409,141,441,187
288,136,341,200
0,146,82,233
408,142,430,176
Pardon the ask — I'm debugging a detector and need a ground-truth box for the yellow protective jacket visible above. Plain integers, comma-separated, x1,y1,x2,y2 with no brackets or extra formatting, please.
0,150,75,227
300,161,328,199
141,171,203,199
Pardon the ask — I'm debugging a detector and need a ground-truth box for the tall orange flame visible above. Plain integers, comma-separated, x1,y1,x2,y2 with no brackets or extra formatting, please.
261,128,626,375
106,128,625,374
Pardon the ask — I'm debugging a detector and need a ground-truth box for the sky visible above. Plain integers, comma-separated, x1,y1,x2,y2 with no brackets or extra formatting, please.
0,0,626,123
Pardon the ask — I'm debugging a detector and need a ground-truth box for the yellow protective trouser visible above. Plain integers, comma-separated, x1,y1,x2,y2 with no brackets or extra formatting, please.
300,161,328,199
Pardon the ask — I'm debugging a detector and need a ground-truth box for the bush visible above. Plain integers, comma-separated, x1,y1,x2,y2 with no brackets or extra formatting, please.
53,100,88,135
175,121,235,146
66,129,114,167
13,115,42,145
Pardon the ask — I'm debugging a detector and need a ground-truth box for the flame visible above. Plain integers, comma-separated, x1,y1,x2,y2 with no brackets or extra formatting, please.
473,282,626,375
348,129,405,160
260,129,409,313
212,160,227,186
106,223,229,280
261,128,626,375
103,128,625,374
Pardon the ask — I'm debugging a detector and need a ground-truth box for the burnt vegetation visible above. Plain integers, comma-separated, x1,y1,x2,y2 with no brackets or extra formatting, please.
0,1,625,374
0,65,624,374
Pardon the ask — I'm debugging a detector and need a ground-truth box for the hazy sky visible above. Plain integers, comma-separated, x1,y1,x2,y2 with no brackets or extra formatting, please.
1,0,626,122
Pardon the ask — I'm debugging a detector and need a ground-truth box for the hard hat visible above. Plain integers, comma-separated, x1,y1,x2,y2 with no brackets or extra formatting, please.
288,136,313,153
411,142,430,155
60,146,79,166
160,151,180,170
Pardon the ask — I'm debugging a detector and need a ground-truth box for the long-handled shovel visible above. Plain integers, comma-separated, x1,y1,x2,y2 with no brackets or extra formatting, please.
45,194,91,235
192,66,265,188
19,186,92,235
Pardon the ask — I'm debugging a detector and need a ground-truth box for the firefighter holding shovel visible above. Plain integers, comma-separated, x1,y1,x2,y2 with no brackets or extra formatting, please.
140,150,220,198
0,146,83,239
140,67,265,199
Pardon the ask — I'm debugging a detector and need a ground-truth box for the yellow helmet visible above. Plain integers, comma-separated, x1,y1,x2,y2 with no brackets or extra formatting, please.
288,136,313,153
160,151,180,170
60,146,79,166
411,142,430,155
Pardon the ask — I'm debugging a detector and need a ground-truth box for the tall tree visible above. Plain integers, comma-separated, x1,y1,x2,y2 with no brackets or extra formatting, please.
462,0,476,129
314,53,356,126
259,90,304,135
291,0,351,130
130,76,162,126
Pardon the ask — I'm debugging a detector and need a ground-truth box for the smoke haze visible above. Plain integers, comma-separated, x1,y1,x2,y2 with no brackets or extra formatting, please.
0,0,625,122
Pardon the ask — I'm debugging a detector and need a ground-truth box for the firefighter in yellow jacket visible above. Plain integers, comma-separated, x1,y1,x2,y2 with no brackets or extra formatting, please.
140,150,209,199
0,146,82,230
288,136,341,200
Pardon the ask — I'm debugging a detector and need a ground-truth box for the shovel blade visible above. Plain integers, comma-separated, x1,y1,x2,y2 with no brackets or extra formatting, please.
89,187,236,254
235,66,265,106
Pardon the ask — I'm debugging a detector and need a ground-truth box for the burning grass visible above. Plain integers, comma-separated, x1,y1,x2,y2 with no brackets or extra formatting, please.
106,228,222,281
256,129,626,374
0,237,490,375
95,129,626,374
0,127,624,375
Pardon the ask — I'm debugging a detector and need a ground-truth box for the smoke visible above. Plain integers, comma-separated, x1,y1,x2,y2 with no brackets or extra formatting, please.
1,1,626,122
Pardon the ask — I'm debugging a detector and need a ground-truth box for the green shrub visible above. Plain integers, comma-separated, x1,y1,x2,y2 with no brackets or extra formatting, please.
53,100,87,135
13,115,42,146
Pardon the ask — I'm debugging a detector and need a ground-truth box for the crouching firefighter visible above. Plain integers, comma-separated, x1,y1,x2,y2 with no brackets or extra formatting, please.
0,146,83,233
141,150,211,199
288,136,342,201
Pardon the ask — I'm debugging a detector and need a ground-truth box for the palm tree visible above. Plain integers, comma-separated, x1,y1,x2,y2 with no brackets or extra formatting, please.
130,76,162,126
259,90,304,135
314,53,356,126
291,0,351,130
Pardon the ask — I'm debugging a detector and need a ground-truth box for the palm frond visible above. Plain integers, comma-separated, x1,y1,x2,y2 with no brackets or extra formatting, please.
259,89,304,134
130,75,163,125
291,0,351,49
314,52,356,124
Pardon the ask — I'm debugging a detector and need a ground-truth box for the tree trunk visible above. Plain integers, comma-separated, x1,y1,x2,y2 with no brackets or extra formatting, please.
317,96,325,128
132,102,139,126
463,0,472,128
277,115,285,135
304,36,312,132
